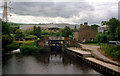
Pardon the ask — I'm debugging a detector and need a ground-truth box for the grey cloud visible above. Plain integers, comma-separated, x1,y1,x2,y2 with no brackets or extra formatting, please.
10,2,94,18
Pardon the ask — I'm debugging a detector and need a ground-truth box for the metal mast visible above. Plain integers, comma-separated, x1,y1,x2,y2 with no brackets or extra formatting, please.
2,0,12,22
2,0,8,22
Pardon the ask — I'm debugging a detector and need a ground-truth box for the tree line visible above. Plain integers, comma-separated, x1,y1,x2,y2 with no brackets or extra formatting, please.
96,18,120,43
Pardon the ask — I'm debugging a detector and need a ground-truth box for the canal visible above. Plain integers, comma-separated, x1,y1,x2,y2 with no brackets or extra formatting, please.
2,52,101,74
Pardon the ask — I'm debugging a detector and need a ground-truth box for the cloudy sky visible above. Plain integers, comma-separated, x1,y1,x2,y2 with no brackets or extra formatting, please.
0,0,119,25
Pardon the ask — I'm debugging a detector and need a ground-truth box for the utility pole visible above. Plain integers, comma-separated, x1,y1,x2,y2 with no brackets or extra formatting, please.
2,0,12,22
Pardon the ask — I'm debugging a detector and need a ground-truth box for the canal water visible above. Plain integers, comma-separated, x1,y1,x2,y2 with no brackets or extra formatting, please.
2,52,101,74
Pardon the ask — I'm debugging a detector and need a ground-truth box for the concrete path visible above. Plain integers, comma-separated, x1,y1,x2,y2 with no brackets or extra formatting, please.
80,44,120,66
67,48,92,57
86,57,120,73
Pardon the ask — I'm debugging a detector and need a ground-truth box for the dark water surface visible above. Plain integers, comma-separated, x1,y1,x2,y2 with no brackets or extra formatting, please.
2,53,101,74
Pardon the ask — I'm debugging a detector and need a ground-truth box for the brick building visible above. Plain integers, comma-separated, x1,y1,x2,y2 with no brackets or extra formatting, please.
73,22,97,43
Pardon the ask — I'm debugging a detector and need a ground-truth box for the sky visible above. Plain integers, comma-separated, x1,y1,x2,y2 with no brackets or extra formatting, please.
0,0,119,25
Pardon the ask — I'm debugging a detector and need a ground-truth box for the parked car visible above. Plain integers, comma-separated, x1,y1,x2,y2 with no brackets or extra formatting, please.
108,41,120,46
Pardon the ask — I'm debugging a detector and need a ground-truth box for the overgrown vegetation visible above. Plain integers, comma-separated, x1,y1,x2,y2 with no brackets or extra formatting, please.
14,29,25,40
2,21,11,36
96,33,108,43
2,20,14,52
5,43,19,52
41,30,59,38
59,26,73,37
20,43,49,54
10,25,19,34
33,26,41,38
24,30,33,36
101,45,120,61
96,18,120,42
24,35,38,40
20,44,39,54
95,18,120,61
2,35,13,46
41,26,73,39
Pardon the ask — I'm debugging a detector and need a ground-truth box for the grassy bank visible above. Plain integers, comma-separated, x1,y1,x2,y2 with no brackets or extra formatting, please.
101,45,120,62
84,43,107,46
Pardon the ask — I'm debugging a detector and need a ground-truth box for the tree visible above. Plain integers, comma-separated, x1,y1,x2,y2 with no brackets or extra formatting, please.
2,20,13,47
2,21,11,36
10,26,19,34
107,18,120,40
15,29,25,40
115,26,120,41
62,26,72,37
91,24,99,31
101,21,108,26
2,35,13,47
96,33,108,43
24,30,33,36
33,26,41,38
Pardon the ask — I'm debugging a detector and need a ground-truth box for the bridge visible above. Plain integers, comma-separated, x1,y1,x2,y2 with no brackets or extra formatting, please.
48,37,65,47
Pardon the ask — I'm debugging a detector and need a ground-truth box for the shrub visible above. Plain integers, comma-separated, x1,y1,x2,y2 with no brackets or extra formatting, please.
5,43,19,51
10,26,19,34
96,33,108,43
24,35,37,40
2,35,13,46
101,45,120,61
15,29,25,40
24,30,33,36
20,44,39,54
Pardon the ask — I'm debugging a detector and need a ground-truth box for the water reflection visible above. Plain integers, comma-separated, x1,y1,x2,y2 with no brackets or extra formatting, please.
2,52,100,74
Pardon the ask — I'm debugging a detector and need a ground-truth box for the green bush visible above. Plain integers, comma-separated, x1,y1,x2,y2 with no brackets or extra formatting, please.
2,35,13,46
20,44,39,54
5,43,19,51
101,45,120,61
96,33,108,43
10,26,19,34
24,30,33,36
15,29,25,40
24,35,37,39
41,30,58,37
